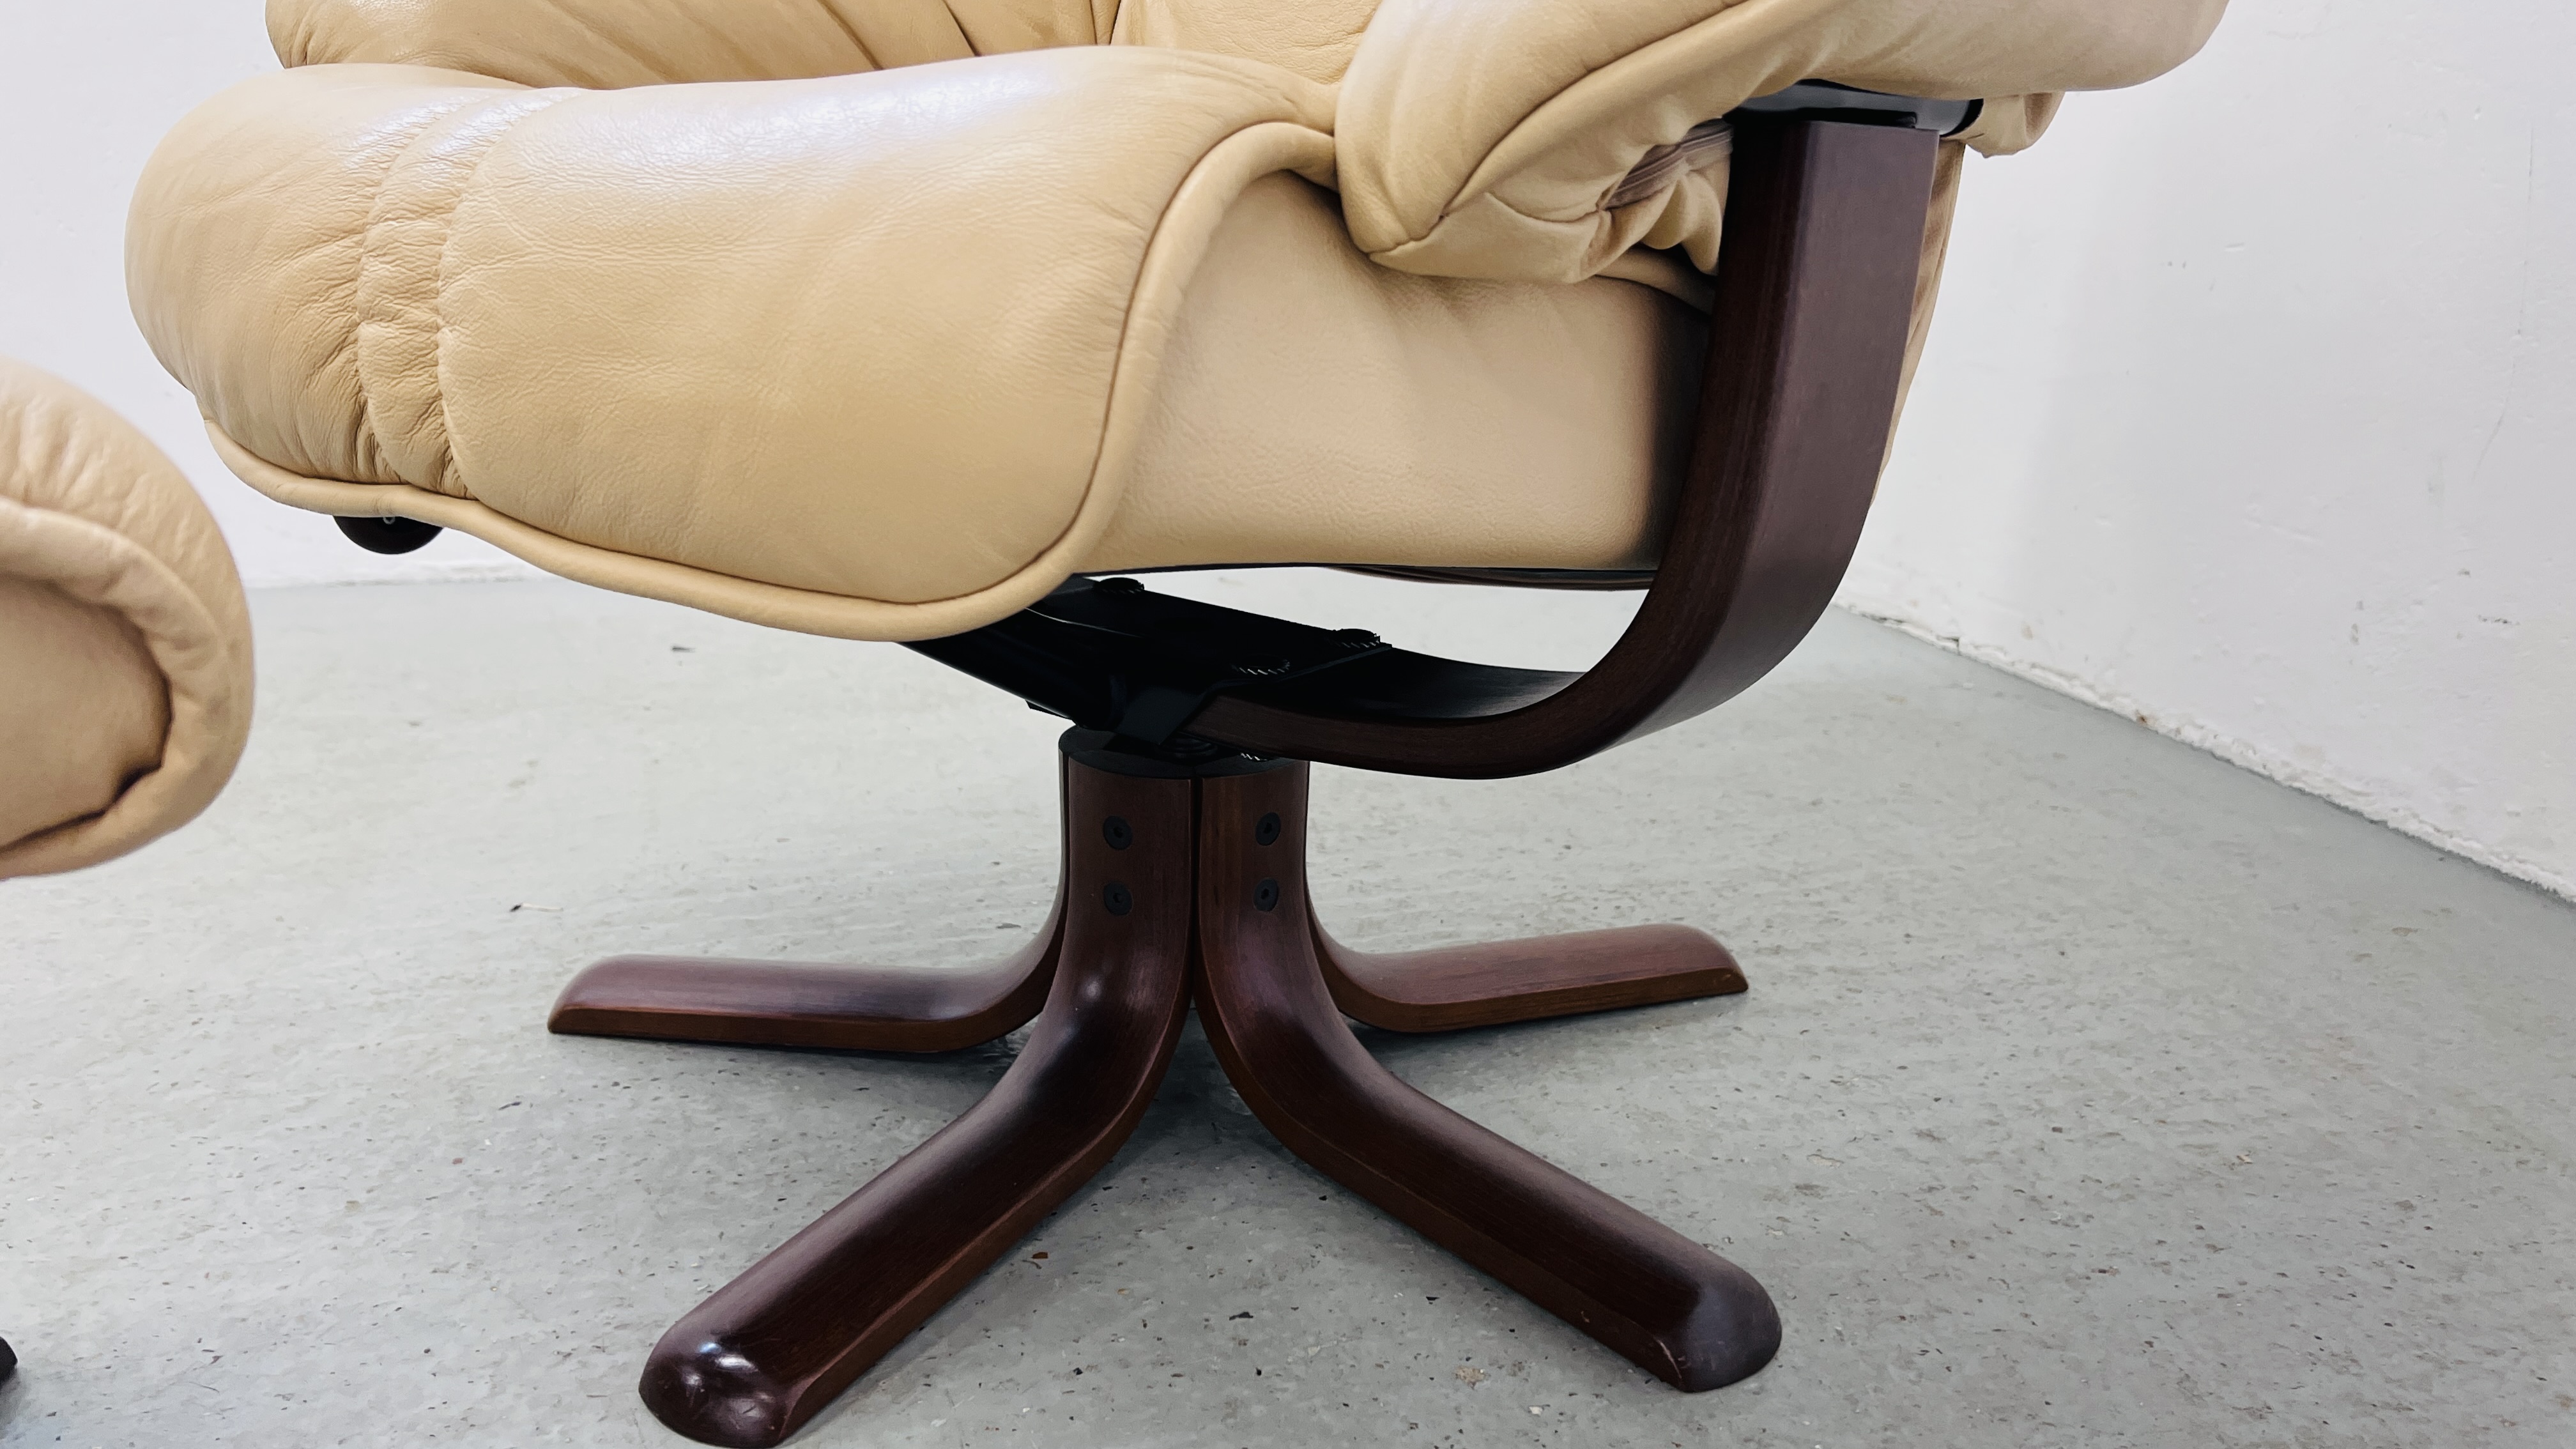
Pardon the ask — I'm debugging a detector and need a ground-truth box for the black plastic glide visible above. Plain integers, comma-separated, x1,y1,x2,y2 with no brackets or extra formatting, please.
335,515,444,555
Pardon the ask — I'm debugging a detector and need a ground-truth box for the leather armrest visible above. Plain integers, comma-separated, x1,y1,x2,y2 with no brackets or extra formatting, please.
130,50,1337,642
1335,0,2227,285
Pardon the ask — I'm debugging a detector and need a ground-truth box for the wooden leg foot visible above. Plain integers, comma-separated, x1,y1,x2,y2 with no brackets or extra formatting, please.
546,900,1061,1054
635,762,1197,1447
549,776,1071,1055
1195,766,1779,1392
1314,913,1745,1033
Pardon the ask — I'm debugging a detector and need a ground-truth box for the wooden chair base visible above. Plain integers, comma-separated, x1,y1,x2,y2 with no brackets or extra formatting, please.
1316,915,1745,1033
549,739,1775,1446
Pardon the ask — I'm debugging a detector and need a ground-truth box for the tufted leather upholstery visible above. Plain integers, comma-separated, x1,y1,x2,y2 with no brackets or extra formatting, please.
129,0,2222,643
0,360,254,878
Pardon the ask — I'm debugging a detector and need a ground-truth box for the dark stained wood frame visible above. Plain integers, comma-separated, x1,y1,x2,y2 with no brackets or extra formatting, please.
626,757,1200,1446
1314,912,1745,1032
542,114,1938,1447
574,746,1779,1448
548,906,1059,1053
1193,765,1781,1392
1190,116,1936,777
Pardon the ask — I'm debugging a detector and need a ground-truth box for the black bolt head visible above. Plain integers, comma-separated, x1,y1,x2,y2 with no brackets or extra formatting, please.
1103,815,1133,850
1253,878,1281,912
1254,813,1282,847
1103,882,1134,917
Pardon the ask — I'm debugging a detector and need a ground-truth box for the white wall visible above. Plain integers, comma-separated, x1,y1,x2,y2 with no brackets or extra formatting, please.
1850,0,2576,900
0,1,535,585
8,2,2567,897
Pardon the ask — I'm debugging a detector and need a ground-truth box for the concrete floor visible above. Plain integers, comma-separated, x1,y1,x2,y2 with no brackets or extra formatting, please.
3,572,2572,1449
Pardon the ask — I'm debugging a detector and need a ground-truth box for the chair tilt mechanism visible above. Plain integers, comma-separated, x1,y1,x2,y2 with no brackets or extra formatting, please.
546,109,1932,1446
125,0,2225,1437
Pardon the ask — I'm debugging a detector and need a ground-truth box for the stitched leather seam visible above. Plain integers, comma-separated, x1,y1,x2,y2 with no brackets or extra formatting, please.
812,1,885,72
353,88,577,501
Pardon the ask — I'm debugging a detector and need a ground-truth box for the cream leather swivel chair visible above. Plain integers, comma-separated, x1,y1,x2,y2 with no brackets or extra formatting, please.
126,1,2225,1443
1,358,259,1386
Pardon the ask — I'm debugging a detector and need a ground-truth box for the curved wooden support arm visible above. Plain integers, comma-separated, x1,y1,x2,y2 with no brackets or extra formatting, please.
1188,118,1938,778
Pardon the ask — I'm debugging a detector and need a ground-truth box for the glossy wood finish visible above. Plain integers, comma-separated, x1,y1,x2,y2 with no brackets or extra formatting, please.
1313,912,1745,1033
593,746,1777,1444
1195,764,1781,1390
636,759,1205,1447
1190,118,1938,778
565,118,1945,1442
547,900,1061,1054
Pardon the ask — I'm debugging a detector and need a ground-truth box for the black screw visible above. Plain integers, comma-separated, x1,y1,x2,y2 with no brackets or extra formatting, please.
1253,878,1281,912
1231,656,1292,678
1254,813,1282,847
1103,816,1133,850
1332,628,1381,650
1094,576,1145,595
1103,882,1133,917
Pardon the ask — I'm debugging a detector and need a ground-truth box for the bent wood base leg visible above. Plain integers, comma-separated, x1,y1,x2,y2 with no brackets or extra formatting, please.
1195,765,1781,1392
636,758,1202,1447
545,901,1062,1054
582,740,1769,1444
1313,912,1746,1033
548,783,1070,1055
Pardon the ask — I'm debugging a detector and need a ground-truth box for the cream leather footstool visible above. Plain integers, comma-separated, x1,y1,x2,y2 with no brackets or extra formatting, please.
0,356,257,1387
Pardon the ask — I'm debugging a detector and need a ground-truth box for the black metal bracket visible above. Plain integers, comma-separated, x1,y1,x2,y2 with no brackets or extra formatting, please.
1736,80,1981,136
903,577,1399,751
907,574,1583,763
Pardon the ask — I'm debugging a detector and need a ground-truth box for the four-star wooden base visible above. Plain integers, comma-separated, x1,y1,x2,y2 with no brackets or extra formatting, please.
549,733,1777,1447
